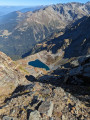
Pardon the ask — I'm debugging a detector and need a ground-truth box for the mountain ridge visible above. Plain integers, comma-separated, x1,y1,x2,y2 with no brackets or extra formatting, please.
0,2,90,119
0,2,90,59
22,16,90,61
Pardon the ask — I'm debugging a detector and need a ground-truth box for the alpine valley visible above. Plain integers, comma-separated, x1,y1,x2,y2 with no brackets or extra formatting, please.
0,2,90,120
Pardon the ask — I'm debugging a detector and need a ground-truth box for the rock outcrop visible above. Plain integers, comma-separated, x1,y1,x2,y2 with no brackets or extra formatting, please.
67,55,90,85
29,110,41,120
38,101,54,117
0,52,29,104
0,52,90,120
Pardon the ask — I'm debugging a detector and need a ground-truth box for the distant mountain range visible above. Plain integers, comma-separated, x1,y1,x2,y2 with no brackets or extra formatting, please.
0,6,44,16
0,2,90,59
20,6,44,13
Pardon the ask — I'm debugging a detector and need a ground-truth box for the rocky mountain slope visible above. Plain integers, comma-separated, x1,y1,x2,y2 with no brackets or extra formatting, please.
0,2,90,59
0,2,90,120
0,52,30,104
21,16,90,71
0,16,90,120
0,51,90,120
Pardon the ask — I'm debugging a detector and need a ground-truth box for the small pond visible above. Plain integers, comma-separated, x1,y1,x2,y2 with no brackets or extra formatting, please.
28,59,50,71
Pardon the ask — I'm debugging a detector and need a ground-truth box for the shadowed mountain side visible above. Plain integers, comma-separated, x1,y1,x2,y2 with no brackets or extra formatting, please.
25,16,90,59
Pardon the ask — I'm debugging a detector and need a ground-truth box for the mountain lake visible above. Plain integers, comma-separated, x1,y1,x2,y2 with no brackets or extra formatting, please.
28,59,50,71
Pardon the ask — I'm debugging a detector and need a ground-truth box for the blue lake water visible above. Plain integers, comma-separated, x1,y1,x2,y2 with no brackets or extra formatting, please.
28,59,50,71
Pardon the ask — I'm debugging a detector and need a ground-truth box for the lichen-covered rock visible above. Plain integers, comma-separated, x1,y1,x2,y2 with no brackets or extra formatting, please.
38,101,54,117
3,116,18,120
29,110,41,120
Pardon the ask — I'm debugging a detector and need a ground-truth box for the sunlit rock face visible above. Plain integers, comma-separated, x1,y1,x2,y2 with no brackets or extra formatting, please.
0,52,28,104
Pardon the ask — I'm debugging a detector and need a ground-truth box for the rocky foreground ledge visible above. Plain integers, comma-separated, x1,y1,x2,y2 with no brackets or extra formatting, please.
0,52,90,120
0,52,29,104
